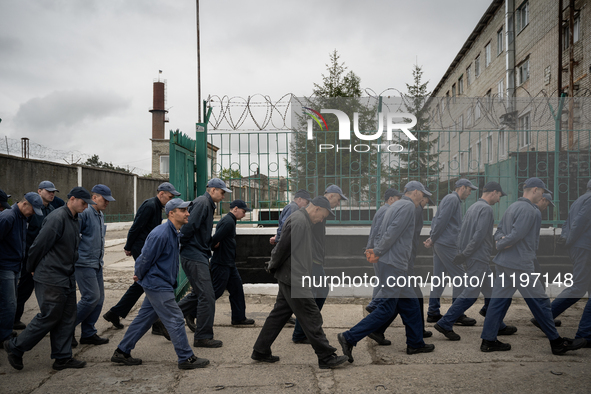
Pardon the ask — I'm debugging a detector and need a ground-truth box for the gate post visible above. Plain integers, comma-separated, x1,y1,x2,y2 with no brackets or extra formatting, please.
196,101,212,196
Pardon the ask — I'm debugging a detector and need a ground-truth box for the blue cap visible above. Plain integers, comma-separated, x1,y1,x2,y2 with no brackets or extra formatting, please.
230,199,252,212
404,181,432,196
67,186,96,205
207,178,232,193
523,177,551,193
294,189,312,201
325,185,348,201
384,188,403,200
38,181,58,192
91,184,116,202
455,179,478,190
311,196,336,219
165,198,191,214
542,193,555,207
157,182,181,196
24,192,44,215
0,188,10,210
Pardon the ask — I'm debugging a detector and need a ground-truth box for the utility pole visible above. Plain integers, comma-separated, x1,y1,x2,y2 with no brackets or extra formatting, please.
196,0,202,123
568,0,575,149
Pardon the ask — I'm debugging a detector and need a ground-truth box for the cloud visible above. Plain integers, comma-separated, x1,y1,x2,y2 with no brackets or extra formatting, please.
14,90,131,130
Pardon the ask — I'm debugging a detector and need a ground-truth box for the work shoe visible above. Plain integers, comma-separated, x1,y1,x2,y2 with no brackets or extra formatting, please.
480,339,511,352
454,315,477,326
13,321,26,330
251,350,280,363
111,348,142,366
406,343,435,355
232,318,255,326
497,325,517,336
337,333,354,363
434,323,461,341
318,353,348,369
71,336,78,348
185,315,196,332
80,334,109,345
530,318,562,331
551,337,587,355
365,305,375,313
368,332,391,346
53,358,87,370
103,310,124,329
4,340,24,370
293,338,311,344
426,314,442,323
178,355,210,369
194,339,223,348
285,316,296,326
479,307,487,317
152,320,170,341
584,339,591,348
423,330,433,338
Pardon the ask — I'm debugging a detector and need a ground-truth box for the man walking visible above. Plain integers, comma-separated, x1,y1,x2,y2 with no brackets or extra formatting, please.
103,182,180,330
178,178,230,348
270,189,311,245
480,178,586,355
4,187,94,371
111,198,209,370
0,188,11,211
0,193,43,344
424,178,478,324
252,196,348,369
210,199,255,326
14,181,58,330
72,185,115,347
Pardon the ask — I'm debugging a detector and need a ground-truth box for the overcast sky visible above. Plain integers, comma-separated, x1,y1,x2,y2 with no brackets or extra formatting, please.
0,0,492,175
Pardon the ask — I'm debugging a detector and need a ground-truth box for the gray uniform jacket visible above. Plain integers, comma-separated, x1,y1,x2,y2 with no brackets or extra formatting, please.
373,196,416,271
76,205,106,269
561,190,591,251
408,204,425,273
457,198,494,264
180,192,215,263
493,197,541,271
27,205,80,288
366,202,391,250
430,191,462,248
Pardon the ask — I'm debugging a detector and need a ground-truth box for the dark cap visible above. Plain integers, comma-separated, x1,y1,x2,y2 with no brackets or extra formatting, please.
483,181,507,197
165,198,191,214
311,196,336,219
157,182,181,196
24,192,44,215
542,193,555,207
38,180,59,192
455,179,478,190
0,188,10,210
404,181,432,196
230,199,252,212
67,186,96,205
523,177,551,193
384,188,403,200
207,178,232,193
294,189,312,201
91,184,116,201
324,185,348,201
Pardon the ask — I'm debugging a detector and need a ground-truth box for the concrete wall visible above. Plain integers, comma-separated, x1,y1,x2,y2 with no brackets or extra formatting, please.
0,153,167,216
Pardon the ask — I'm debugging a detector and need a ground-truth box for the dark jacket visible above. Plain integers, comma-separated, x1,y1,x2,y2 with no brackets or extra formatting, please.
366,202,391,250
135,220,180,292
458,198,495,264
76,205,106,269
311,219,326,265
275,201,298,242
27,205,80,288
408,204,425,273
430,191,463,247
26,203,54,249
0,203,28,272
211,212,237,266
561,191,591,251
125,196,164,259
180,192,215,263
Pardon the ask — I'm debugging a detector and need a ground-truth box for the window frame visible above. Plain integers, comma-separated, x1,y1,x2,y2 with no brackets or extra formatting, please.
159,155,170,175
485,41,492,67
497,27,504,55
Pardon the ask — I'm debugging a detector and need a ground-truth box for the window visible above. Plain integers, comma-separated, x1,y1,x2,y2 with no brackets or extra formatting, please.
475,55,481,77
518,59,529,85
486,90,492,109
499,130,507,157
498,79,504,101
485,42,491,67
160,155,170,175
466,65,472,86
460,152,465,173
452,83,456,102
497,27,504,55
475,102,481,120
458,114,464,132
563,16,581,49
458,75,464,95
476,141,482,169
487,134,493,162
468,147,472,170
441,131,446,147
516,1,529,32
519,113,531,147
467,109,472,128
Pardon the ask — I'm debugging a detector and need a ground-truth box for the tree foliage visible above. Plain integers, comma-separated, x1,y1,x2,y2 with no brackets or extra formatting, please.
84,154,131,173
220,167,241,181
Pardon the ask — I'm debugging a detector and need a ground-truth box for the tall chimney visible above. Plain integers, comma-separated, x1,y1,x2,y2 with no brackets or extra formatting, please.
150,81,168,140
